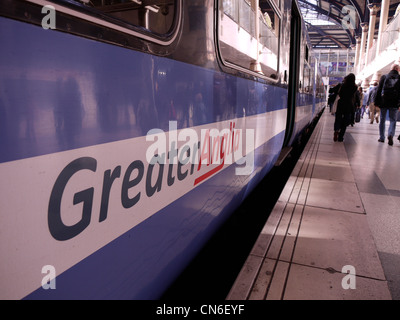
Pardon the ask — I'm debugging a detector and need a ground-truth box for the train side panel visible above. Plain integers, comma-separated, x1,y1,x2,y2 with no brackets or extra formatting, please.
0,0,324,299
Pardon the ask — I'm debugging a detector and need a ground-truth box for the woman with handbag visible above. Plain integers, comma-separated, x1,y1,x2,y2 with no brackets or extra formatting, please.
333,73,359,142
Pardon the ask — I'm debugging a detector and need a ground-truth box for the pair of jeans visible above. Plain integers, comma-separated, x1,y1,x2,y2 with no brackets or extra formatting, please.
379,108,398,140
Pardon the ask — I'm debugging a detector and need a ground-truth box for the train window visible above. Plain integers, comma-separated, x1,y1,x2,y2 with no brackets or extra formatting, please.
70,0,178,37
305,45,309,62
218,0,280,78
303,63,311,93
303,46,312,93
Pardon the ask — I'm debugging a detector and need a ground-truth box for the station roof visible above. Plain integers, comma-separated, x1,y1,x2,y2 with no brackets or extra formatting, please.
299,0,400,49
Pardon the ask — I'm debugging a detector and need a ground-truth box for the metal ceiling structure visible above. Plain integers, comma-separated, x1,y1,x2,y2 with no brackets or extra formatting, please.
299,0,400,49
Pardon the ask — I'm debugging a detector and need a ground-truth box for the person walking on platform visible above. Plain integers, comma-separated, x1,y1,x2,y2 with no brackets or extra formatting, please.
357,86,364,118
328,82,341,113
366,82,380,124
333,73,359,142
361,87,368,118
375,64,400,146
353,86,363,124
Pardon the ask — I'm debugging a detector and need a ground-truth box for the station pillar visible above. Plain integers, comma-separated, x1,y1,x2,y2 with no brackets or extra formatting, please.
358,23,368,71
365,4,379,64
250,0,263,73
354,36,361,70
376,0,390,55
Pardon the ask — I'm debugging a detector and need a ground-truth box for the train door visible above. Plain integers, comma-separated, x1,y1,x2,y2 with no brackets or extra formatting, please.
283,1,301,147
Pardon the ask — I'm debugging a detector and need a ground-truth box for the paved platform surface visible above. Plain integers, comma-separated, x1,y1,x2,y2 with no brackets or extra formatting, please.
227,109,400,300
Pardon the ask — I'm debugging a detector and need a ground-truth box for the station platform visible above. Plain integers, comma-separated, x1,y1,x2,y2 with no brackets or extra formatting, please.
227,108,400,300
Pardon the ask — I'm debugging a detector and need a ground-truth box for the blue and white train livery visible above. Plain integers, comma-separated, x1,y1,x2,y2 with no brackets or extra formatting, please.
0,0,325,299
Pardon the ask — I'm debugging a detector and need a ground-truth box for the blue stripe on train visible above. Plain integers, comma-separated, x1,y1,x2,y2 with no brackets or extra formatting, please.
0,17,287,164
23,131,284,300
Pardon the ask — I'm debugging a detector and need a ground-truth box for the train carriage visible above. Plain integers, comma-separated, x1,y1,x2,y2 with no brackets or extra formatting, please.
0,0,325,299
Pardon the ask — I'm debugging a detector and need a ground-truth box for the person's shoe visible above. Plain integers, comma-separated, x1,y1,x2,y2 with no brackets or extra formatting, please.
378,138,384,143
397,135,400,142
334,131,339,142
388,136,393,146
338,137,344,142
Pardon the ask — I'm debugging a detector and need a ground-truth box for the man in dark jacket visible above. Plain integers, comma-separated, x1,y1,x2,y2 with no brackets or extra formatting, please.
366,82,379,124
374,64,400,146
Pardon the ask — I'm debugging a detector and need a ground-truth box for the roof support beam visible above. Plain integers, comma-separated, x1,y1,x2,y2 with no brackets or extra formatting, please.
306,22,348,48
299,0,359,47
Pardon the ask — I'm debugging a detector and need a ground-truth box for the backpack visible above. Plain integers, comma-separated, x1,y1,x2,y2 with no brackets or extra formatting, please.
382,73,400,107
